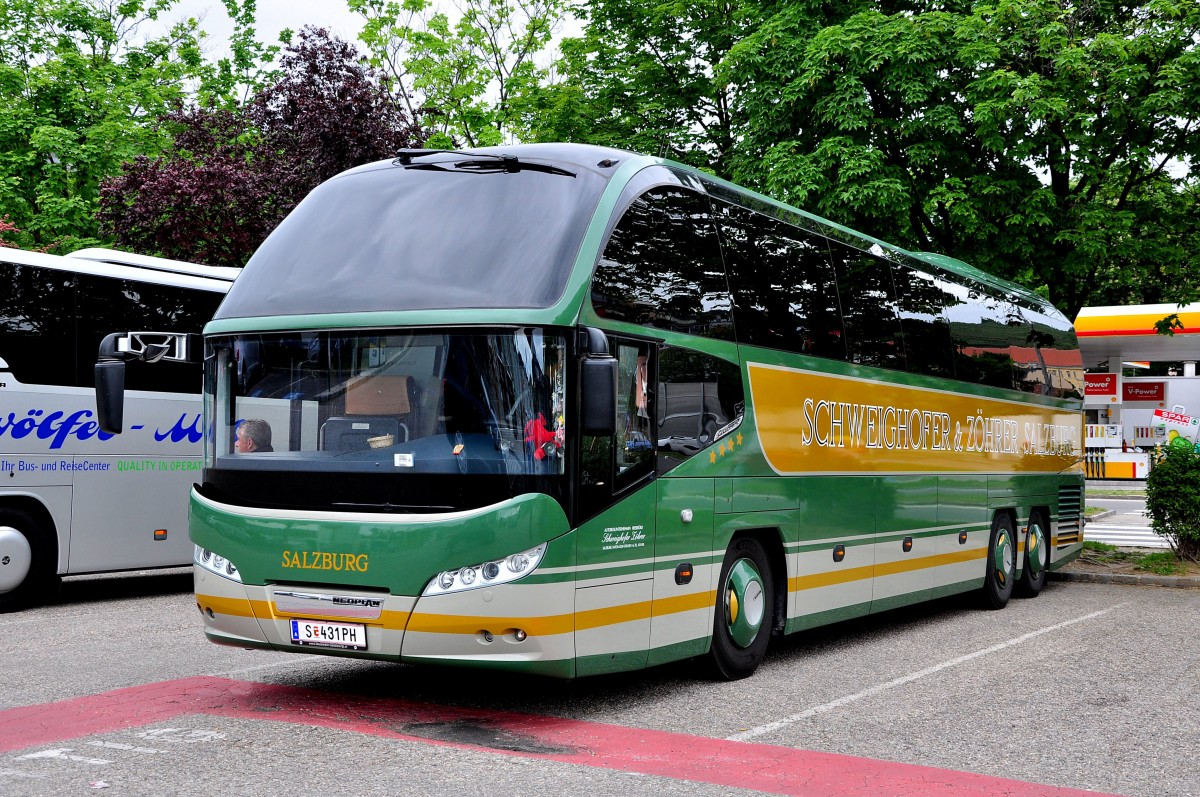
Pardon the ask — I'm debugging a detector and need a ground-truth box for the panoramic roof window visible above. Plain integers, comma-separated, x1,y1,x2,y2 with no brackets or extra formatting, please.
216,157,609,319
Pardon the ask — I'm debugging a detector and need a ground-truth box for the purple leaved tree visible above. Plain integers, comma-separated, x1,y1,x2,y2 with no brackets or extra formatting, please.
100,27,425,268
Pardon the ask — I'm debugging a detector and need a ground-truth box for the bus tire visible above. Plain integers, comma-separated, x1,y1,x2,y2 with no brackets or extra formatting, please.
0,508,58,612
981,513,1016,610
1017,510,1050,598
708,536,773,680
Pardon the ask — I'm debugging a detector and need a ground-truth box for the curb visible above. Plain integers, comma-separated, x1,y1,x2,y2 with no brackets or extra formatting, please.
1050,570,1200,589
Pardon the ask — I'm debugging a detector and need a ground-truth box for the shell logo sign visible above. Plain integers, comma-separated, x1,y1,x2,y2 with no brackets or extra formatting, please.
748,363,1082,475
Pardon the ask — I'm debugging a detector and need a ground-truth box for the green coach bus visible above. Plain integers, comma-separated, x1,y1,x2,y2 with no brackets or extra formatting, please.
97,144,1085,679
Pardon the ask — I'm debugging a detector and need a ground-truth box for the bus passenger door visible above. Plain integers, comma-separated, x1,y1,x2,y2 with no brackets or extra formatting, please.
574,338,656,677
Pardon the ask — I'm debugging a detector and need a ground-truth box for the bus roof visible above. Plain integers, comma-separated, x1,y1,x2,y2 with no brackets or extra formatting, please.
0,246,234,294
65,247,241,282
207,143,1062,333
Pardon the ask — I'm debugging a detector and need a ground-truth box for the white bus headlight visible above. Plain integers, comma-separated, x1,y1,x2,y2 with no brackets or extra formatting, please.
194,544,243,583
423,543,546,596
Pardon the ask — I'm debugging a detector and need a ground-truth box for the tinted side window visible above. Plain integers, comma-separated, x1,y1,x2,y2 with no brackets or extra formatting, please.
591,187,734,340
715,201,843,359
656,346,744,475
75,274,224,393
0,264,77,387
891,263,955,379
829,243,906,371
1017,306,1084,398
945,280,1023,390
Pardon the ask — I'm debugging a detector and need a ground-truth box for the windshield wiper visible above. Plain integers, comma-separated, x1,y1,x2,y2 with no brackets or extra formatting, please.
392,149,575,177
454,157,576,177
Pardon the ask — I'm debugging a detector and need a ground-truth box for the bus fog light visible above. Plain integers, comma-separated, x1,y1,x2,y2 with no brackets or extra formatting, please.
423,543,547,596
514,629,527,642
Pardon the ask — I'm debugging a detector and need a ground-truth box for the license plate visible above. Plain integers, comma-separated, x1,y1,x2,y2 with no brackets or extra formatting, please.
289,619,367,650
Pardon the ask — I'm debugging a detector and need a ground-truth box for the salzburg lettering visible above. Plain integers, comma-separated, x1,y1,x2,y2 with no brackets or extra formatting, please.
281,550,370,573
800,398,1077,456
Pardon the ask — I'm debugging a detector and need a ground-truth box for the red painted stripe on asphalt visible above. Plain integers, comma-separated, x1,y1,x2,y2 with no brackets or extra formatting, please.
0,677,1122,797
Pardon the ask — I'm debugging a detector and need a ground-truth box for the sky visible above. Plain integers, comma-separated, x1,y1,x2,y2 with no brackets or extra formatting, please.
157,1,368,59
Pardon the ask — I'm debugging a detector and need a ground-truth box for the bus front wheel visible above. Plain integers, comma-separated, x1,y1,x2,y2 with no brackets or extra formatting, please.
1017,510,1050,598
0,508,57,612
708,536,774,680
981,513,1016,610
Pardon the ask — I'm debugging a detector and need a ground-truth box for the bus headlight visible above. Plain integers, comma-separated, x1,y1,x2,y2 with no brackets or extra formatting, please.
423,543,546,596
194,544,243,583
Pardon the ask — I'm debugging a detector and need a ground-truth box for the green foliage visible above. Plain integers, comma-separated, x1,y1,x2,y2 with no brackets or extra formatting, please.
1134,551,1185,576
1154,312,1184,336
350,0,567,147
534,0,768,171
1083,540,1118,553
1145,446,1200,561
719,0,1200,316
0,0,213,250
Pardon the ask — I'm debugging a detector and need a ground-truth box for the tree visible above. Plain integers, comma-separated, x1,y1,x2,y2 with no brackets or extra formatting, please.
350,0,568,148
528,0,767,173
723,0,1200,316
0,0,213,251
98,27,424,268
250,26,425,207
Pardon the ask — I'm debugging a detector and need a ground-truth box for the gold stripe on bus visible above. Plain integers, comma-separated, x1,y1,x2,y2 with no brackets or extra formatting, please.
407,610,575,637
790,548,986,591
409,590,715,638
748,363,1081,475
196,593,262,619
651,591,714,618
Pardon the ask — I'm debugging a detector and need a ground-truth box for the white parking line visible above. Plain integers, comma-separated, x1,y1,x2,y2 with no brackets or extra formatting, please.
728,604,1127,742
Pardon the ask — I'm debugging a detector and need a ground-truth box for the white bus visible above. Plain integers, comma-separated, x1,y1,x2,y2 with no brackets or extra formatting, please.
0,247,235,610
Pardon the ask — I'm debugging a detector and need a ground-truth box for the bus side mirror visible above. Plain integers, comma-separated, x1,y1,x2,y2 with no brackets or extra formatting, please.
93,331,199,435
94,359,126,434
580,356,617,437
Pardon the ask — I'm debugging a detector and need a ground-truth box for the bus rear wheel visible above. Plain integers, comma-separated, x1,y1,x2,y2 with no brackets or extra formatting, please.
1017,510,1050,598
981,513,1016,610
708,537,773,680
0,508,57,612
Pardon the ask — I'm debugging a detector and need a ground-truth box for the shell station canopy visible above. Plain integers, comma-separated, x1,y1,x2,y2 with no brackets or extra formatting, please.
1075,302,1200,368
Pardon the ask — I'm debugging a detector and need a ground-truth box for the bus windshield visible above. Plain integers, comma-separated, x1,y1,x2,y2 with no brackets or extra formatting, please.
213,158,608,319
203,328,567,511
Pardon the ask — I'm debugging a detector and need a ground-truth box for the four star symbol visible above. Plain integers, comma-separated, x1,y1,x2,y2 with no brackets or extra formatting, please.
709,432,747,464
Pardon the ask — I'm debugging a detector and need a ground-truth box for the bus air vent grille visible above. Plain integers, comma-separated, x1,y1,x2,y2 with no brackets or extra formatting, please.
1056,485,1083,547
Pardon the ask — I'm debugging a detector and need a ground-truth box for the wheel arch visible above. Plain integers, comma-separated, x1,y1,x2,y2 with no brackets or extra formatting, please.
0,495,60,573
